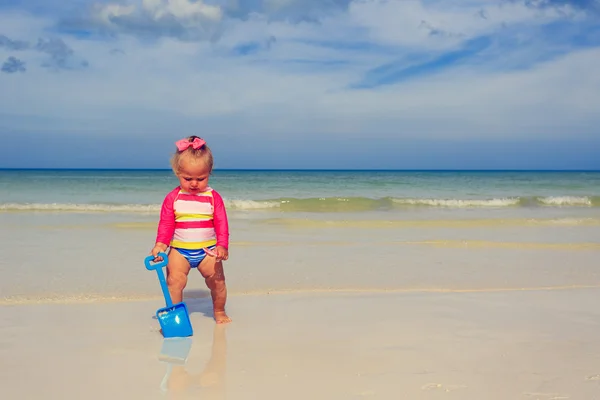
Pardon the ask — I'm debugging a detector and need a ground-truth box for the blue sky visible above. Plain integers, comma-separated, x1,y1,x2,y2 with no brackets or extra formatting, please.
0,0,599,169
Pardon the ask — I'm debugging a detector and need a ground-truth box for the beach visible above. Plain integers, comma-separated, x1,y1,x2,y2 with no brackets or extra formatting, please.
2,290,600,399
1,169,600,399
3,0,600,395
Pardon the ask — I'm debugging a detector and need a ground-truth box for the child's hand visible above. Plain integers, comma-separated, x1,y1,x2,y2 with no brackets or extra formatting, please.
151,243,168,261
203,246,228,261
215,246,229,262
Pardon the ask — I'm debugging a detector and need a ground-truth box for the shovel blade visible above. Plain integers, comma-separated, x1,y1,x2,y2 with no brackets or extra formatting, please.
156,302,193,338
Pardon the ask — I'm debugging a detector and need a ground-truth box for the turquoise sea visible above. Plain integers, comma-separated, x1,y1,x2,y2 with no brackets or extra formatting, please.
1,168,600,303
1,169,600,214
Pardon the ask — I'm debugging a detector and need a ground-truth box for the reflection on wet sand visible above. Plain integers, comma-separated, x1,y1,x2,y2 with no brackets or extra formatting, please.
158,325,227,399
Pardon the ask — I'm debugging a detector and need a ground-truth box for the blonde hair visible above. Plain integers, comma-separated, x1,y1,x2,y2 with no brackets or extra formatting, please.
170,135,214,174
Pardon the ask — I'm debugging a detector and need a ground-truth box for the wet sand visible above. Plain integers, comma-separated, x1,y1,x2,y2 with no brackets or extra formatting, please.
1,288,600,400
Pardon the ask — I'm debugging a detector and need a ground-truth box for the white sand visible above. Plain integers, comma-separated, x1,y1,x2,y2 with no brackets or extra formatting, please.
2,288,600,400
2,211,600,399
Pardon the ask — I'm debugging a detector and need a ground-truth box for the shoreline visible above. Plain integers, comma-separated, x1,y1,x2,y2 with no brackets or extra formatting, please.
3,283,600,306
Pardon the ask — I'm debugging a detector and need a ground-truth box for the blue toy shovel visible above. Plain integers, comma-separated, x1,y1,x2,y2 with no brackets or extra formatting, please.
144,252,194,338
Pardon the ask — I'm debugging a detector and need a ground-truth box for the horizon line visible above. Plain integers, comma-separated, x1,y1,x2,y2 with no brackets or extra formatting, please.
1,168,599,172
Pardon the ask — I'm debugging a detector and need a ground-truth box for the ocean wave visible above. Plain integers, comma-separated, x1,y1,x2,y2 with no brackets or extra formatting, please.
0,195,598,214
0,202,161,213
226,199,281,209
391,198,521,207
537,196,593,206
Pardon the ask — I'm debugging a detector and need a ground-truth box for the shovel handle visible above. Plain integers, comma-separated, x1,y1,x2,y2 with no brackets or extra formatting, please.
144,252,173,307
145,253,168,271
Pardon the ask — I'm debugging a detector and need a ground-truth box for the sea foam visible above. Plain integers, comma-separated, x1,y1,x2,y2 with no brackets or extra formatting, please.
0,195,597,214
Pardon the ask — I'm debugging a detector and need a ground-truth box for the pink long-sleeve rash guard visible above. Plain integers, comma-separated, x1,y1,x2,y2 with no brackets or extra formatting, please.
155,187,230,249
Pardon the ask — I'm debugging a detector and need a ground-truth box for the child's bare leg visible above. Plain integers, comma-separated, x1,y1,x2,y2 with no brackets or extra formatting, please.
166,249,191,304
198,256,231,324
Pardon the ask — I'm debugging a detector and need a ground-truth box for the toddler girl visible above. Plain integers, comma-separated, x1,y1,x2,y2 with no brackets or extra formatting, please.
151,136,231,324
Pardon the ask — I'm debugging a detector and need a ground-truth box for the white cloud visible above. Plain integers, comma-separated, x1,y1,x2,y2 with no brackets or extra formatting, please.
84,0,224,41
96,4,135,22
346,0,584,49
0,0,599,147
141,0,222,21
95,0,223,23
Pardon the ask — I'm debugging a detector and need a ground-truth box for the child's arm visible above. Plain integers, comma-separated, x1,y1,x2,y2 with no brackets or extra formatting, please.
212,190,230,261
152,189,177,259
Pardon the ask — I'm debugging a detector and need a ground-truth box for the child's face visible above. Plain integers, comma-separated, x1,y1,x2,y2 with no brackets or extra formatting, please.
176,157,211,194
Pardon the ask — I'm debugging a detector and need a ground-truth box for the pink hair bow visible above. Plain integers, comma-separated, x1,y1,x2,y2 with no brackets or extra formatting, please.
175,137,205,151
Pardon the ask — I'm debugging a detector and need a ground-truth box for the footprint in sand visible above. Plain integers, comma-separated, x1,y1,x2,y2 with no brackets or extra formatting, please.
421,383,443,391
586,374,600,381
421,383,467,392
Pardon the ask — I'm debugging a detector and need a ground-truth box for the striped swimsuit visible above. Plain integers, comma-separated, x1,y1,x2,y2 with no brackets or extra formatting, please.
156,187,229,268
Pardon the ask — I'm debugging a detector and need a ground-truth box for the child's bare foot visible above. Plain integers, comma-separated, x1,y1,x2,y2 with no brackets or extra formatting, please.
214,310,231,324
